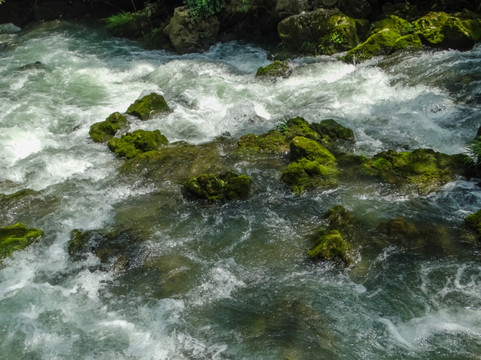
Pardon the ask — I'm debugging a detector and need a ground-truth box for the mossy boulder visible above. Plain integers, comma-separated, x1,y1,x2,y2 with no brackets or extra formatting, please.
0,189,38,207
89,112,128,143
280,117,323,142
289,136,336,164
108,129,169,159
184,171,252,202
126,93,171,120
237,130,290,155
414,12,481,50
344,15,422,62
281,158,338,195
277,8,361,55
310,119,355,143
256,60,290,78
361,148,467,194
0,223,44,260
307,230,350,266
465,209,481,239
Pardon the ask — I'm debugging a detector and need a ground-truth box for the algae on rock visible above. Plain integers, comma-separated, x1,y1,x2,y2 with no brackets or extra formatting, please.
89,112,128,143
307,230,350,266
184,171,252,202
465,209,481,239
361,148,467,194
108,129,169,159
256,60,290,78
0,223,44,260
126,93,171,120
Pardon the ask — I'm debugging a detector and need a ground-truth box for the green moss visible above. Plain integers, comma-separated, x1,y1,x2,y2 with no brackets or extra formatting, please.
307,230,350,266
0,189,37,206
310,119,355,142
106,12,142,38
237,130,289,155
465,209,481,238
89,112,128,143
361,148,465,194
0,223,44,260
414,12,481,50
281,158,338,195
184,171,252,202
289,136,336,164
344,28,402,62
393,34,422,51
68,229,90,259
282,117,322,142
256,60,290,78
371,15,413,36
108,129,169,159
126,93,171,120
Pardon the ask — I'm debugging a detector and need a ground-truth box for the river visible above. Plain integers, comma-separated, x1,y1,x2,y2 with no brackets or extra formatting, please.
0,20,480,359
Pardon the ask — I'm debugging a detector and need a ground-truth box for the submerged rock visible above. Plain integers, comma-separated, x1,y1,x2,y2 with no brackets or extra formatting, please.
0,223,44,260
164,6,220,54
108,129,169,159
126,93,171,120
361,148,467,194
256,60,290,78
310,119,355,143
183,171,252,202
307,230,350,266
414,11,481,50
89,112,128,143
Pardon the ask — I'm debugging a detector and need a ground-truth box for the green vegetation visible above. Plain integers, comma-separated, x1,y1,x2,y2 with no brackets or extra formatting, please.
307,230,350,266
184,171,252,201
465,209,481,238
126,93,171,120
89,112,128,143
108,129,169,159
184,0,225,18
466,137,481,166
0,223,44,260
256,60,290,78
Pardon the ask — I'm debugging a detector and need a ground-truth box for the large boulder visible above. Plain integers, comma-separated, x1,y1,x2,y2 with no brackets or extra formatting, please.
108,129,169,159
89,112,128,143
164,6,220,54
256,60,291,78
414,12,481,50
0,223,44,260
344,15,422,62
277,8,362,55
126,93,170,120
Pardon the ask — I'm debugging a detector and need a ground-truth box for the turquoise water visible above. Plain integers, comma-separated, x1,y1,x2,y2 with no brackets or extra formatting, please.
0,20,480,359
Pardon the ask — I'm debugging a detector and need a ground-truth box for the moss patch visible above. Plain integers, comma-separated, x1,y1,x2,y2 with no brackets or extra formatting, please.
108,129,169,159
281,158,338,195
126,93,171,120
465,209,481,238
184,171,252,202
0,223,44,260
89,112,128,143
256,60,290,78
289,136,336,164
307,230,350,266
361,148,467,194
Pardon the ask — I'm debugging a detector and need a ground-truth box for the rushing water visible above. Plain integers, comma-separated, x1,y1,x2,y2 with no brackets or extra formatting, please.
1,20,481,359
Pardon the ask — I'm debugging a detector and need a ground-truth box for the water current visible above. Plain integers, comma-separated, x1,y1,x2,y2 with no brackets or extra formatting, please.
0,20,481,359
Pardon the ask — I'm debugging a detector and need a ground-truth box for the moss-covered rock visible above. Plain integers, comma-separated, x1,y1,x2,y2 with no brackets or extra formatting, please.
184,171,252,202
281,117,323,142
89,112,128,143
289,136,336,164
310,119,355,143
126,93,171,120
361,148,467,194
256,60,290,78
344,14,422,62
281,158,338,195
277,8,362,55
465,209,481,238
0,189,38,206
237,130,289,155
307,230,350,266
414,12,481,50
108,129,169,159
0,223,44,260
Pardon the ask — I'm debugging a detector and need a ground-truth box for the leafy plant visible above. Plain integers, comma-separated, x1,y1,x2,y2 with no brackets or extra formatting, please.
466,138,481,166
184,0,225,18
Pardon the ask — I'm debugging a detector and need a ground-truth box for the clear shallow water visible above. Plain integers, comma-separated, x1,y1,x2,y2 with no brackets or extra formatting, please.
0,21,481,359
